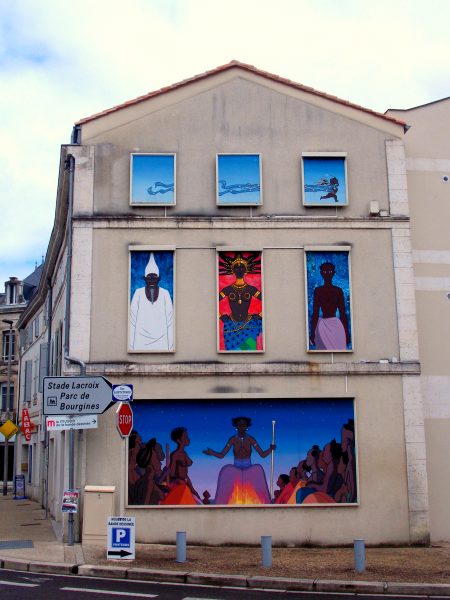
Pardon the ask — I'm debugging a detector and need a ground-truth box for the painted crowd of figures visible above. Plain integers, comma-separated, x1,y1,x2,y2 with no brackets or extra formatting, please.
128,416,356,506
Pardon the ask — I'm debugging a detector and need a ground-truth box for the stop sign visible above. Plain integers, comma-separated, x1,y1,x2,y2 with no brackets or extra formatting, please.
116,402,133,437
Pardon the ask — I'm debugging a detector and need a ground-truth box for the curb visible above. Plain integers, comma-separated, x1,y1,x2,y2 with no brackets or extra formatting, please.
1,560,450,596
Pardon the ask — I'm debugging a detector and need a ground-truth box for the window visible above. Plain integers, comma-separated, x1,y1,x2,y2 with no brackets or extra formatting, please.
2,330,15,361
34,315,40,338
24,360,32,404
1,383,14,411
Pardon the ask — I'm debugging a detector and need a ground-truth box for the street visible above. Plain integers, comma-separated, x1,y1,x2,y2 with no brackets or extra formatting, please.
0,569,431,600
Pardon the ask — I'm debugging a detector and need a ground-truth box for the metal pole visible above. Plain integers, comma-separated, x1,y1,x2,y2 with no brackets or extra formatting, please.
261,535,272,568
354,538,366,572
176,531,187,563
269,420,276,499
2,320,13,496
65,356,85,546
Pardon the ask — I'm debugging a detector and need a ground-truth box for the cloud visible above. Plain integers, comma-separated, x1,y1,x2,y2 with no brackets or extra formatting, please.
1,0,450,285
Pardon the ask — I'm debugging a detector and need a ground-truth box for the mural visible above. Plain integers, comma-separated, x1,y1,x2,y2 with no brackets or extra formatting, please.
217,251,264,352
217,154,262,205
302,156,347,206
130,154,175,205
128,249,174,352
305,249,353,352
127,398,357,506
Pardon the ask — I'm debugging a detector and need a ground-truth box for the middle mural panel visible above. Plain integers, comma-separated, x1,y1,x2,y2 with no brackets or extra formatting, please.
217,249,264,353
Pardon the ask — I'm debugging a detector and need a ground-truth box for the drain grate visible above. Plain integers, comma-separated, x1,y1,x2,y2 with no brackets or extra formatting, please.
0,540,34,549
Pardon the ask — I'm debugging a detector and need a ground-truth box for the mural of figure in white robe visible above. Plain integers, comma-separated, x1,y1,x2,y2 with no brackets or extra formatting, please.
129,252,174,351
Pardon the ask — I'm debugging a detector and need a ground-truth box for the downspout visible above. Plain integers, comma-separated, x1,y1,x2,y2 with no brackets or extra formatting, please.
64,154,75,359
44,279,52,516
63,153,81,545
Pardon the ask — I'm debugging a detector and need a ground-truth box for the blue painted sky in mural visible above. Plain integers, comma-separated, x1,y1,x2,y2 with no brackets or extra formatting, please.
303,157,346,205
132,155,175,204
306,250,352,350
217,154,261,204
130,251,174,300
132,398,354,500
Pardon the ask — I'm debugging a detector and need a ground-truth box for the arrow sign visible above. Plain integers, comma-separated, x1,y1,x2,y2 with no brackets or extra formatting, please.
107,516,135,560
43,376,114,415
46,415,98,431
107,549,133,558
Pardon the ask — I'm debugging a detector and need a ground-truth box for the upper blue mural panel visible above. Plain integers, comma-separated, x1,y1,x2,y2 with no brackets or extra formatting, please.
303,156,347,206
217,154,262,205
131,154,175,205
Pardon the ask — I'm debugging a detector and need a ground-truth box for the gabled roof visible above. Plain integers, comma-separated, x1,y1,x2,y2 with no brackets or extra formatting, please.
76,60,406,128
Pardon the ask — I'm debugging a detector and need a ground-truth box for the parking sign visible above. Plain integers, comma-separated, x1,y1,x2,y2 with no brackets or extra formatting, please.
107,516,135,559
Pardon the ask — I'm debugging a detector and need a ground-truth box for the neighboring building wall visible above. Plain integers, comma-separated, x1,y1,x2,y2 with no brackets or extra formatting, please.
388,100,450,542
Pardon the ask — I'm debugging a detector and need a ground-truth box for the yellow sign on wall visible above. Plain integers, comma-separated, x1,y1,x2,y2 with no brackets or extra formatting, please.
0,419,18,440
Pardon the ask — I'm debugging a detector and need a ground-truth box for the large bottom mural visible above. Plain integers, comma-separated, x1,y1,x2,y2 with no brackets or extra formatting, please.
128,398,357,507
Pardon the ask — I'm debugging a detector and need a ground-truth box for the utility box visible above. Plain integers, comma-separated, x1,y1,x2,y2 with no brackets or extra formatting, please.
82,485,116,545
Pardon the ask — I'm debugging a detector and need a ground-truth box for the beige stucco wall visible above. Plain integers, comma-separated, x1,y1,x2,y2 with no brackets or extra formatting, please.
81,75,400,220
388,101,450,542
88,224,399,364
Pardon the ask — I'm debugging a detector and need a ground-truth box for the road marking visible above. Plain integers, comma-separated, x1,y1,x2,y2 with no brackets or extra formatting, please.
182,597,225,600
61,588,157,598
0,579,39,587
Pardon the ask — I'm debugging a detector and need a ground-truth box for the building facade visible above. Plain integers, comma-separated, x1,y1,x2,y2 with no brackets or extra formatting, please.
17,62,432,545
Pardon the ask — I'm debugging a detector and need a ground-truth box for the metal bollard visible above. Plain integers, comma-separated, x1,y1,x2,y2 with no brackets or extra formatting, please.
176,531,187,563
354,538,365,572
261,535,272,568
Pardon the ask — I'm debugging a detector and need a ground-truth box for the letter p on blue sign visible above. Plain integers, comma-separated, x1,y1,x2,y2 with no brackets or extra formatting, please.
112,527,130,547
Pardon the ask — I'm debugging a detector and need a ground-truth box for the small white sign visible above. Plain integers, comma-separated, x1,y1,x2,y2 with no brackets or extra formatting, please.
46,415,98,431
112,384,133,402
107,516,135,560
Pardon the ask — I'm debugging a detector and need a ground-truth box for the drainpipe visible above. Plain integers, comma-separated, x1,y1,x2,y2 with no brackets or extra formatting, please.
63,153,82,546
44,279,52,517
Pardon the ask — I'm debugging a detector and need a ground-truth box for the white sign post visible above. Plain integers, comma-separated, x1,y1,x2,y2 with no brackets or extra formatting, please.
107,516,135,560
43,376,114,415
46,415,98,431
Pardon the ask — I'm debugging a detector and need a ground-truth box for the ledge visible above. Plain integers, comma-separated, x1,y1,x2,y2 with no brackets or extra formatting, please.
76,361,421,377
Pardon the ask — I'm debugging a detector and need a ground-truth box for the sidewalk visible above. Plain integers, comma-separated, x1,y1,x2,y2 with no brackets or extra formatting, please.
1,494,449,594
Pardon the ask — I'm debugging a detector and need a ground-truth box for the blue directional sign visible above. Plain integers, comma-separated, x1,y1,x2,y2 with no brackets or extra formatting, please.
107,516,135,560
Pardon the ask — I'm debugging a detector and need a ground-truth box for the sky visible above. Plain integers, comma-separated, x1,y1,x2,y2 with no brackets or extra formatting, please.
1,0,449,287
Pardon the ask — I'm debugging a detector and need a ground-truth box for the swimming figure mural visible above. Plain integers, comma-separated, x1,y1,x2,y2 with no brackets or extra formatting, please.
302,156,347,206
216,154,262,205
130,154,176,205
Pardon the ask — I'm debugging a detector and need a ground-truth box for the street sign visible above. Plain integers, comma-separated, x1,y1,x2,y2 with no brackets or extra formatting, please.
107,516,135,560
43,376,113,415
46,415,98,431
0,419,18,440
112,384,133,402
21,408,33,441
116,402,133,437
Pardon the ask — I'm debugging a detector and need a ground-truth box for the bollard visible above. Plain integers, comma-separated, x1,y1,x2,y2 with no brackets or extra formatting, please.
176,531,187,563
354,538,365,572
261,535,272,568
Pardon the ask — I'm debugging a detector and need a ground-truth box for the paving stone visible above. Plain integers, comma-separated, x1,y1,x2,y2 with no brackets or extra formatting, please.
187,572,248,586
127,568,188,583
248,575,314,591
77,564,127,578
